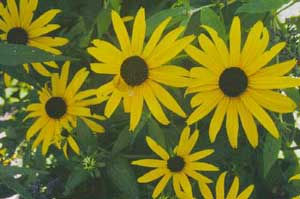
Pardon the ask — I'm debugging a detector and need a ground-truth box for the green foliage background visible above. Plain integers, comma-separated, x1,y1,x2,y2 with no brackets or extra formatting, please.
1,0,300,198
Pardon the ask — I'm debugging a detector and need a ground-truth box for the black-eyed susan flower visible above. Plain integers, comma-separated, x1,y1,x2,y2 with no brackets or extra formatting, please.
25,61,105,156
289,174,300,199
0,0,68,84
185,16,300,148
87,7,195,131
132,126,218,198
198,172,254,199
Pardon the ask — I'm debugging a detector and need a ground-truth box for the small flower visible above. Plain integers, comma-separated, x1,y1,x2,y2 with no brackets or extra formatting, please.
25,61,105,155
185,16,300,148
132,126,218,198
88,7,195,131
0,0,69,85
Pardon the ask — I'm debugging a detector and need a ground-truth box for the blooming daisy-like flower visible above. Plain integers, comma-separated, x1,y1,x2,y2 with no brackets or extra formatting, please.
0,0,68,83
87,7,195,131
25,61,105,155
289,174,300,199
185,16,300,148
132,126,218,198
198,172,254,199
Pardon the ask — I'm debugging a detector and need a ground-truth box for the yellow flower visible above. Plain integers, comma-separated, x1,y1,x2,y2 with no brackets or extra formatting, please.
25,61,105,156
185,16,300,148
289,174,300,199
87,7,195,131
132,126,218,198
0,0,68,84
199,171,254,199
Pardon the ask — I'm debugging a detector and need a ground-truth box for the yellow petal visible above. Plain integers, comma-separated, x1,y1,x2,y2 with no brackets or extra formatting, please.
249,76,300,89
187,90,224,125
226,177,239,199
143,17,171,58
31,62,51,76
198,182,214,199
31,36,68,47
241,21,264,67
90,63,119,74
216,172,227,199
242,27,269,69
88,39,123,65
229,17,241,66
67,136,80,155
289,174,300,182
248,89,296,113
131,159,166,168
147,35,195,67
237,100,258,148
179,173,192,195
226,99,239,148
143,82,170,125
185,45,222,74
148,81,186,117
245,42,286,75
60,61,70,93
7,0,20,26
147,26,185,65
152,173,171,198
81,117,105,133
252,59,297,77
129,86,144,131
209,97,229,143
179,129,199,156
131,7,146,54
26,116,49,140
104,91,122,118
188,162,219,171
137,168,167,183
201,25,230,67
198,34,225,69
29,24,61,38
111,10,131,53
241,92,279,138
146,136,169,160
186,149,214,162
236,185,255,199
28,9,61,31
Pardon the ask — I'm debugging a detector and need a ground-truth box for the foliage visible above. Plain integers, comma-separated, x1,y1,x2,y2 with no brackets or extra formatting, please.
1,0,300,198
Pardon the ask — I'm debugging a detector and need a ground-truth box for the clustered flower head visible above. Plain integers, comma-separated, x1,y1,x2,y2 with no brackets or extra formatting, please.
1,0,300,198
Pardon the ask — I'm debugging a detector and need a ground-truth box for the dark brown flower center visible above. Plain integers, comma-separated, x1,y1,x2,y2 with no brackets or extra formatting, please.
219,67,248,97
7,27,29,45
167,156,185,172
120,56,148,86
45,97,67,119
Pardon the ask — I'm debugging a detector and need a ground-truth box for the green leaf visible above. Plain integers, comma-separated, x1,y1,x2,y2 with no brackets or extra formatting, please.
76,118,97,151
200,7,227,41
147,117,166,148
63,167,90,196
106,156,139,198
236,0,290,14
0,64,39,86
0,176,33,199
96,8,112,38
263,134,281,177
284,88,300,108
146,6,188,36
0,43,68,66
112,126,134,154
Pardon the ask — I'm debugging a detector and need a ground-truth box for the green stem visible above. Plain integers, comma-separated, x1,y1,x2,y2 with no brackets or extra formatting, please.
189,3,217,15
275,0,299,16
